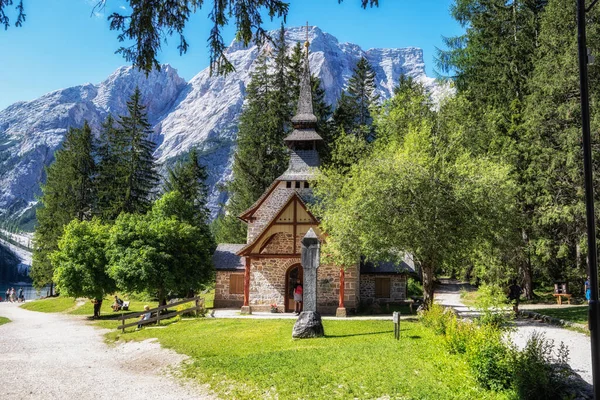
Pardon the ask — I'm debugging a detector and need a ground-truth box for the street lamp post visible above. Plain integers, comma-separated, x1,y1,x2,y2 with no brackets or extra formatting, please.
576,0,600,398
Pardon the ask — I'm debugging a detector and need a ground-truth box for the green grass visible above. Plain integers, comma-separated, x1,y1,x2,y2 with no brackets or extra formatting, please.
20,296,76,313
0,316,10,325
530,306,589,325
459,289,480,307
104,318,509,400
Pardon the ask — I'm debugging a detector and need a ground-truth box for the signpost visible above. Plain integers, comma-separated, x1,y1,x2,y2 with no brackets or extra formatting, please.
393,311,400,340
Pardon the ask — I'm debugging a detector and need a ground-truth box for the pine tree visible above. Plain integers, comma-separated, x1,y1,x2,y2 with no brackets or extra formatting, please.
163,147,210,226
31,122,96,290
95,114,128,221
118,87,160,215
333,57,379,139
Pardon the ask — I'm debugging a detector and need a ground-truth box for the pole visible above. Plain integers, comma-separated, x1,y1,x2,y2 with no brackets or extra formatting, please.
577,1,600,397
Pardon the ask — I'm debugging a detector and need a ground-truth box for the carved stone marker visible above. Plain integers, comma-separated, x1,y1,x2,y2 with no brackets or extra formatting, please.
292,228,325,338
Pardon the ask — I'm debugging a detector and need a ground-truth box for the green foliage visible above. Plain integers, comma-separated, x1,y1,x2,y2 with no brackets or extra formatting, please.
0,316,10,326
117,87,160,215
444,317,477,355
512,332,570,400
163,147,211,226
333,57,379,138
51,218,115,301
31,122,96,289
406,276,423,298
465,326,514,391
107,192,214,304
315,81,516,305
419,303,455,335
473,283,511,328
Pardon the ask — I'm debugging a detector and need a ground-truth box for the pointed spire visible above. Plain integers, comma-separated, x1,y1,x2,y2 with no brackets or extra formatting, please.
291,24,317,126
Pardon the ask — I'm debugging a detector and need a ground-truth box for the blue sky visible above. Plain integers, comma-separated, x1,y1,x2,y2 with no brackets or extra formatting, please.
0,0,464,111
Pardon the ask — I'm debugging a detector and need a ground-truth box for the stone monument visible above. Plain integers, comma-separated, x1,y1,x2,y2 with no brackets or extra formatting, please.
292,228,325,338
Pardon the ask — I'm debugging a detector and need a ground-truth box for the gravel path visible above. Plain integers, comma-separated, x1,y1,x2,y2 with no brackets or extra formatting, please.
0,303,216,400
434,280,592,385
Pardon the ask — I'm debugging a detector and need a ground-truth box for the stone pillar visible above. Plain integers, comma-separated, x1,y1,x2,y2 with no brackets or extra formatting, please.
336,268,347,318
293,229,324,338
241,257,251,314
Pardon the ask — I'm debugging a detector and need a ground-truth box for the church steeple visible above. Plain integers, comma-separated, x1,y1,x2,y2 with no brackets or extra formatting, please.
278,24,323,182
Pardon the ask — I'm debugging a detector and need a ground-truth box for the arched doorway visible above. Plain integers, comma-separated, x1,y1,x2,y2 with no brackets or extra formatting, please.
285,264,303,313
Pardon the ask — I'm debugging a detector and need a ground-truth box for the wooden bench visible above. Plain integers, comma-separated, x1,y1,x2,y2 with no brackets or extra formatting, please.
553,293,572,305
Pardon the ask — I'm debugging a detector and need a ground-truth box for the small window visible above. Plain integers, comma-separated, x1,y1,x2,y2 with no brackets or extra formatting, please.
374,277,391,298
286,181,292,188
229,274,244,294
304,182,309,188
295,181,301,188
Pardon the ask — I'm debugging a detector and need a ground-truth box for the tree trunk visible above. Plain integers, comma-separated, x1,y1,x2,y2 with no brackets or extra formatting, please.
521,228,534,300
422,263,435,308
158,288,167,307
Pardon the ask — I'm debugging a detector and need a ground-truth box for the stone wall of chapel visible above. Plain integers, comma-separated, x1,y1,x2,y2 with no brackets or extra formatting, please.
248,257,359,314
261,232,295,254
246,182,312,242
214,271,244,308
359,274,407,305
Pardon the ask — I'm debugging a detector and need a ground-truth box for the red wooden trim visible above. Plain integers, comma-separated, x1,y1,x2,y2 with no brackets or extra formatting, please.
339,268,345,308
250,253,301,258
293,199,297,254
258,233,277,254
243,258,250,307
239,182,279,222
239,194,299,256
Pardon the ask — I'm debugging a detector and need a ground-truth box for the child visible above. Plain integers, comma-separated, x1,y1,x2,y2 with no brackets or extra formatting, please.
138,305,151,329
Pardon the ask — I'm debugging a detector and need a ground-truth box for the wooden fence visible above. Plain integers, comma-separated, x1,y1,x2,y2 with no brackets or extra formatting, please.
117,296,203,333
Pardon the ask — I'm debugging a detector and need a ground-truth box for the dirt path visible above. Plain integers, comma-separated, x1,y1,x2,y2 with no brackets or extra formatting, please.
434,280,592,385
0,303,215,400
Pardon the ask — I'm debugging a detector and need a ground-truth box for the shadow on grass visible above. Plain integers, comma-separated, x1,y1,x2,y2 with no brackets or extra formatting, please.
326,330,393,338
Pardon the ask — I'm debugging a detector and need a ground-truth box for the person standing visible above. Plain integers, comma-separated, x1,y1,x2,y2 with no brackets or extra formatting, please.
293,278,303,315
508,280,522,315
585,277,591,303
5,288,9,302
9,287,15,303
18,287,24,302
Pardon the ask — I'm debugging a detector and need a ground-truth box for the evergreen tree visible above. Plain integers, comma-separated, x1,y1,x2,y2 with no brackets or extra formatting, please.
31,122,96,290
118,87,160,215
163,147,210,226
333,57,379,138
95,114,128,221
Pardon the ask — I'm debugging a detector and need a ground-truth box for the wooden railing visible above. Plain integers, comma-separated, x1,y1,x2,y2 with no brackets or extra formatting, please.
117,296,203,333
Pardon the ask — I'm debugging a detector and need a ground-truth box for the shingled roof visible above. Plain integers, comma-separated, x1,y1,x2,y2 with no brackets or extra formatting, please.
360,254,416,275
284,128,323,142
277,150,320,181
213,244,246,271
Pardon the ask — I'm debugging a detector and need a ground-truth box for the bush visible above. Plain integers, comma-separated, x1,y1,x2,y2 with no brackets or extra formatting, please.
473,283,511,329
465,326,514,391
445,318,477,354
419,303,455,335
513,332,570,400
406,276,423,298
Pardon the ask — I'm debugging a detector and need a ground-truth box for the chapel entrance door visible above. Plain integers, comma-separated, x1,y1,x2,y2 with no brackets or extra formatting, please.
285,264,303,312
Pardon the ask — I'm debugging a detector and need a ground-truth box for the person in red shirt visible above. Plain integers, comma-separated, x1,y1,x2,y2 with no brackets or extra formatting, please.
293,279,303,315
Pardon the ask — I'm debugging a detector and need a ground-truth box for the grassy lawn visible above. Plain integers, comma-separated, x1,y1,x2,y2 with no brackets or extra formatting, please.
20,296,76,313
104,318,509,400
530,306,588,325
0,316,10,325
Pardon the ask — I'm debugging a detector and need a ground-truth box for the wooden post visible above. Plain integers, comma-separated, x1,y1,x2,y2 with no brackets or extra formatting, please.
195,297,199,317
244,258,250,307
121,316,125,334
339,268,345,308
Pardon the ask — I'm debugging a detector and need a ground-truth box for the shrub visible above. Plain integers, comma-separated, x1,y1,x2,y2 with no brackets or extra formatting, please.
473,283,511,330
445,318,477,354
419,303,455,335
512,332,570,400
407,276,423,298
465,326,514,391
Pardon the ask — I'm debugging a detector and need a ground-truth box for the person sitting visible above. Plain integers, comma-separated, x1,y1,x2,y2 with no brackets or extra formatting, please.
137,305,151,329
112,295,124,311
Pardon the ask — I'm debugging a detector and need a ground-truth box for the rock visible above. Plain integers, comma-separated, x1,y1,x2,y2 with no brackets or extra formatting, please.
292,311,325,339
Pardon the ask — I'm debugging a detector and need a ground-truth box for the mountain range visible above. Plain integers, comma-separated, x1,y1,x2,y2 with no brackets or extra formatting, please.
0,25,448,230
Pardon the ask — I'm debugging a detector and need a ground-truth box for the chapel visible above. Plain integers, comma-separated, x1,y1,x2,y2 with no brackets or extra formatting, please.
213,28,414,315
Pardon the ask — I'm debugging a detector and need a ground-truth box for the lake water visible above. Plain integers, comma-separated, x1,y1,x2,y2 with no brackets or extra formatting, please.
0,283,51,301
